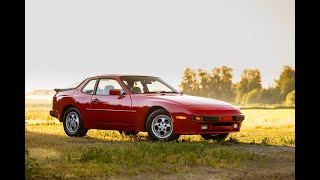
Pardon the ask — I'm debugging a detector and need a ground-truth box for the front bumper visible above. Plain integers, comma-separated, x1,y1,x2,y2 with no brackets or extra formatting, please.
173,114,245,135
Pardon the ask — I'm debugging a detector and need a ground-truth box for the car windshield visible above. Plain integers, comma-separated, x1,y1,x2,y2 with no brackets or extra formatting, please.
120,76,179,94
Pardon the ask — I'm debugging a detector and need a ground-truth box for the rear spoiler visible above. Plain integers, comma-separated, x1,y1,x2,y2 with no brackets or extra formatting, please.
54,88,75,93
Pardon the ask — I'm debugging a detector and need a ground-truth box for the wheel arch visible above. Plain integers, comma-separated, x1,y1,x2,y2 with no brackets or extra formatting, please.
59,104,77,122
144,106,169,131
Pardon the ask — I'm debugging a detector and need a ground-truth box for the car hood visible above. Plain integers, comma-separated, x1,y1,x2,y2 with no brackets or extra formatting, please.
145,94,240,111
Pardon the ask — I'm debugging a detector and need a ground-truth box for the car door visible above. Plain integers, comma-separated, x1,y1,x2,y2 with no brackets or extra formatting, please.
89,78,132,129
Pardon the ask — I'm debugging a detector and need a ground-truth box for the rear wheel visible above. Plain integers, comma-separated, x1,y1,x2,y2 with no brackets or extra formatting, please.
201,133,229,141
63,107,88,137
146,109,179,141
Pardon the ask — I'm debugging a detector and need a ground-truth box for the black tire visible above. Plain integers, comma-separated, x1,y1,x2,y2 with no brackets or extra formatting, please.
63,107,88,137
146,109,178,141
201,133,229,141
119,131,139,136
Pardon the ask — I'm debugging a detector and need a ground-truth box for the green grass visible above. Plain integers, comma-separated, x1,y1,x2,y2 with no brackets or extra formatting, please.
25,148,39,179
26,127,261,179
78,142,256,170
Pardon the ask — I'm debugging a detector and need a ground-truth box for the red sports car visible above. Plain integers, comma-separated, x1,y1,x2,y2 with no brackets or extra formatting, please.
50,74,245,141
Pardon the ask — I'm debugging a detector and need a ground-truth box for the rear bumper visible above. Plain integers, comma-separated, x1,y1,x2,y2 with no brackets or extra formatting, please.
173,114,244,135
50,109,59,119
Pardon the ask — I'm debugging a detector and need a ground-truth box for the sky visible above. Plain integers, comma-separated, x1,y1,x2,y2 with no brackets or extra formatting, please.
25,0,294,92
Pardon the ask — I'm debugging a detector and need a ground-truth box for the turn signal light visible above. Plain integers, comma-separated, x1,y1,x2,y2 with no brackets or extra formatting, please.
175,116,187,119
193,116,203,121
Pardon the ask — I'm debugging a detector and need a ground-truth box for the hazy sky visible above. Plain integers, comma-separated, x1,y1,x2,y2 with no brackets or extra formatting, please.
25,0,294,92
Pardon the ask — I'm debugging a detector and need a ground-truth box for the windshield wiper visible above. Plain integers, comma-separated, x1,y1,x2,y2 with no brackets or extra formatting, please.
159,91,178,93
143,91,181,94
143,91,178,94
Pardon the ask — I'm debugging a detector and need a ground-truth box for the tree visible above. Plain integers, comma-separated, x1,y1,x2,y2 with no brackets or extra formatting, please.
276,66,295,96
245,88,261,104
197,68,211,97
235,69,262,104
206,66,235,103
179,68,199,95
220,66,235,102
259,87,282,104
285,90,295,106
179,65,294,106
208,67,222,99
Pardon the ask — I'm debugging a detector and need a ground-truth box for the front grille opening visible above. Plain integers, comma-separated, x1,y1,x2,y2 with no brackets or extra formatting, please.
212,122,233,126
203,116,220,121
232,115,245,121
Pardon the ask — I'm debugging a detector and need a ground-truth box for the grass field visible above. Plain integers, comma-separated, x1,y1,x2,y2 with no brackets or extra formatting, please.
25,97,295,179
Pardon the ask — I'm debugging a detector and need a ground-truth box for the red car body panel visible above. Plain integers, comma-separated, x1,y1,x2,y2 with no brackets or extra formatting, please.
50,75,245,135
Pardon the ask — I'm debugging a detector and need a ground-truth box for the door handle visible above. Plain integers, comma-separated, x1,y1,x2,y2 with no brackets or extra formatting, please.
91,98,100,103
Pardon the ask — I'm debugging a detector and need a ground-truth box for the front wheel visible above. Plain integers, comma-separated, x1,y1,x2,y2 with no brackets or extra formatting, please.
201,133,229,141
63,107,88,137
146,109,178,141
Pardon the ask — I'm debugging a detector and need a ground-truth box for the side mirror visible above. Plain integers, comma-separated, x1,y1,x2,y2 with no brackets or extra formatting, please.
109,89,124,99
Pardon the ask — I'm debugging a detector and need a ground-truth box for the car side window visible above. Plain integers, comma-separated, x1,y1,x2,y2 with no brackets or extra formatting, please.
96,79,125,95
82,79,97,94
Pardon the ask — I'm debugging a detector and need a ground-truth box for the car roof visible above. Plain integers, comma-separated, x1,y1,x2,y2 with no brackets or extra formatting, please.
88,74,159,79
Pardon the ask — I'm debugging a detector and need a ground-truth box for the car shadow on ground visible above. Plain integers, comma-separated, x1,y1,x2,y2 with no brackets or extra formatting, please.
25,130,295,150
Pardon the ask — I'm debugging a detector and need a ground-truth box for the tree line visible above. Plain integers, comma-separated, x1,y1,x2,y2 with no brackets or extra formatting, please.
179,66,295,105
